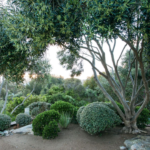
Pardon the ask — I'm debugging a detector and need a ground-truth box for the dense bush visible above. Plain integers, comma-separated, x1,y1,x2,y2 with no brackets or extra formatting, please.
46,92,76,105
135,106,150,129
16,113,32,126
28,101,51,117
0,114,11,131
31,107,40,117
51,101,75,116
80,102,121,135
32,110,60,136
59,112,71,129
7,95,46,116
105,102,150,129
42,120,60,139
76,106,85,124
47,85,65,95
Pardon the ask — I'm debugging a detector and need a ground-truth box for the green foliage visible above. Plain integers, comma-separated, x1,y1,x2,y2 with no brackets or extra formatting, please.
31,107,40,117
7,95,46,116
0,114,11,131
135,107,150,129
32,110,60,136
47,85,65,95
59,112,71,129
85,88,99,102
16,113,32,126
46,92,76,105
80,102,121,135
7,97,25,116
28,101,51,117
76,106,85,124
51,101,75,116
83,76,98,90
108,102,150,129
42,120,60,139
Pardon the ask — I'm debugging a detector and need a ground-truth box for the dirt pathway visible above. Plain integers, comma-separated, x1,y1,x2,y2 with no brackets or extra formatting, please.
0,124,146,150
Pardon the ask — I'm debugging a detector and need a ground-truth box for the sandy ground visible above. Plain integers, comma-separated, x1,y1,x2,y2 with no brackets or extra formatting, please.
0,124,149,150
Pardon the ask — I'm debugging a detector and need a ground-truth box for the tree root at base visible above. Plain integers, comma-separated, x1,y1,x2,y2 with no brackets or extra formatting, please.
121,126,147,134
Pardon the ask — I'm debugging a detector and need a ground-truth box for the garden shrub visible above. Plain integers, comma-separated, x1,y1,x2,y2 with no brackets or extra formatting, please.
32,110,60,136
106,102,150,129
80,102,121,135
135,106,150,129
71,106,79,124
6,97,25,116
76,106,85,124
59,112,71,129
31,107,40,117
16,113,32,126
42,120,60,139
28,101,51,117
0,114,11,131
46,92,76,105
7,95,46,116
51,101,75,116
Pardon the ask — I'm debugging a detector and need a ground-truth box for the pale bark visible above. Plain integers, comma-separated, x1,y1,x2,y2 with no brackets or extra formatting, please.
1,80,8,113
11,85,35,114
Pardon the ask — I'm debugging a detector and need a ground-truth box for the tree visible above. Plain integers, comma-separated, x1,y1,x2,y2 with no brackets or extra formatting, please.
3,0,150,133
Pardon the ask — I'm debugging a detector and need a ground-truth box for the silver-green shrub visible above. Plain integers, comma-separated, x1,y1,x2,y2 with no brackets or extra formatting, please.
0,114,11,131
16,113,32,126
80,102,121,135
28,102,51,117
31,107,40,117
76,106,85,124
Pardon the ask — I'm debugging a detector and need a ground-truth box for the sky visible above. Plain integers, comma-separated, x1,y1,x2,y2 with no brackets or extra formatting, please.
43,39,128,80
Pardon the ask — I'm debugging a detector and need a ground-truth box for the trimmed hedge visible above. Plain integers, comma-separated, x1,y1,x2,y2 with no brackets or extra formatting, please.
42,120,60,139
32,110,60,136
51,101,75,116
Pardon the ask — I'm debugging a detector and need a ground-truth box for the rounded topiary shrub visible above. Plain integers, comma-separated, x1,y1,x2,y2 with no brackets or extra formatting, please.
32,110,60,136
28,102,51,117
42,120,60,139
0,114,11,131
16,113,32,126
76,106,85,124
80,102,121,135
51,101,75,116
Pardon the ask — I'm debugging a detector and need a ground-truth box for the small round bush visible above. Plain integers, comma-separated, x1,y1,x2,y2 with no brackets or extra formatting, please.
42,120,60,139
16,113,32,126
32,110,60,136
0,114,11,131
51,101,75,116
80,102,121,135
76,106,85,124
